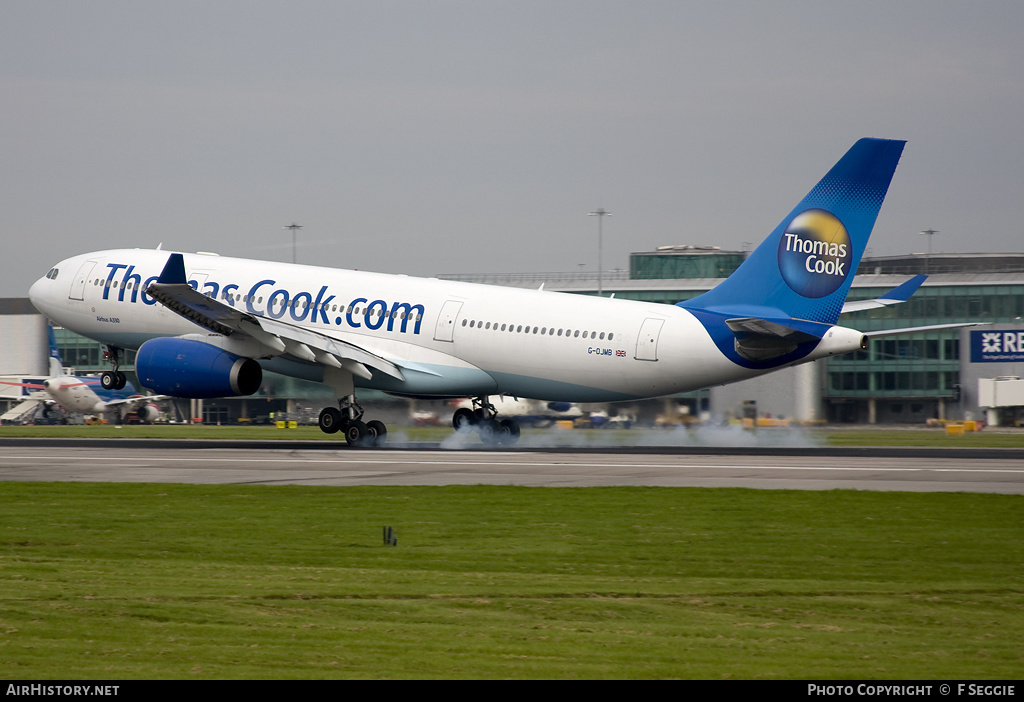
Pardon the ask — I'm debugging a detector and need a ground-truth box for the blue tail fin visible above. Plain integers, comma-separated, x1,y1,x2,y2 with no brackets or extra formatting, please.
681,138,905,325
47,325,64,377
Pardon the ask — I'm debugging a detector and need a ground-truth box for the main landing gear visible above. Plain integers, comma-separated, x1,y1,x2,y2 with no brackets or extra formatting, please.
318,395,387,447
452,397,521,446
317,368,388,447
101,346,127,390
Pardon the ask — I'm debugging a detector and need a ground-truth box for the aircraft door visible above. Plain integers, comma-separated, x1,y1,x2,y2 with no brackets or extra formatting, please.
69,260,97,301
635,318,665,361
433,300,464,342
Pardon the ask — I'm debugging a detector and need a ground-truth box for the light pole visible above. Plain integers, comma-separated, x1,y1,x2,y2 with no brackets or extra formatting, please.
283,223,303,264
588,208,611,296
919,229,938,274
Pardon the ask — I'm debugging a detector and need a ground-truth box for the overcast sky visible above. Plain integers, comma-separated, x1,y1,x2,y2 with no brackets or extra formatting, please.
3,1,1023,296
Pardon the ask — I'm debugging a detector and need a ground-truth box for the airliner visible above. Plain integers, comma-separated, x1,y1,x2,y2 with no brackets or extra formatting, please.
28,138,946,445
0,328,164,423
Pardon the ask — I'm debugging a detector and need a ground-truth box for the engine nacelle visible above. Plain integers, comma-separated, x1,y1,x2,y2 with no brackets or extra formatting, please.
136,404,161,424
136,337,262,398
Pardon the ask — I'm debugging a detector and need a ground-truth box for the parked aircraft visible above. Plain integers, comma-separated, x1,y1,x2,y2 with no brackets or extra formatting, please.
0,328,163,423
28,138,950,445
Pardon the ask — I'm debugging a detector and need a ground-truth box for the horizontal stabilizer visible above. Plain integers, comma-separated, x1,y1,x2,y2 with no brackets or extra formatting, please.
865,322,986,338
842,275,927,314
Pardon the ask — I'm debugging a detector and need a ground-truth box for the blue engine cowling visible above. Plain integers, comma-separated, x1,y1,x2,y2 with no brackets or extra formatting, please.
136,337,262,398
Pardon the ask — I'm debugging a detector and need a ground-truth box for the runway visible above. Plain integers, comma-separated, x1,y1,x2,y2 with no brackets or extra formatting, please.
2,439,1023,493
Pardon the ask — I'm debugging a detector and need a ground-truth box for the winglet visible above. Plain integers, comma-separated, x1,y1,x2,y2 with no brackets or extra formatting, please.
879,274,927,302
157,253,187,285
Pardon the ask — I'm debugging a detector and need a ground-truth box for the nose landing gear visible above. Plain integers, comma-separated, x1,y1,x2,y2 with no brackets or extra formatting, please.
101,346,127,390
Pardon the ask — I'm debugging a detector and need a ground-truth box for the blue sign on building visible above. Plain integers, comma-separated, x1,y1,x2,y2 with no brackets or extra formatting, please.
971,330,1024,363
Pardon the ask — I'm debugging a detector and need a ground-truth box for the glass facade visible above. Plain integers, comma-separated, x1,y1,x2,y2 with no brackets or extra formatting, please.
52,327,136,374
630,248,745,280
823,283,1024,421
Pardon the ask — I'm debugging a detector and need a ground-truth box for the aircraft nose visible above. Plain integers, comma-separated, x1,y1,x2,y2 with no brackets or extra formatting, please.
28,276,44,304
28,266,60,316
28,273,53,312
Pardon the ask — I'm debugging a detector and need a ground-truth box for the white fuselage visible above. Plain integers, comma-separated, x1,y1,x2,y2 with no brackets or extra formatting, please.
42,377,108,415
29,249,841,402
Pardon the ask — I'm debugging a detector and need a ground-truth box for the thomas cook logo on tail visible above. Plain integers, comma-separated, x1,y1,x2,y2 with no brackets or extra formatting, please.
777,209,852,298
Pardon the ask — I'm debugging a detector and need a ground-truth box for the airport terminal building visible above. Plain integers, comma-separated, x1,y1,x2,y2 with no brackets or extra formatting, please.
4,249,1024,426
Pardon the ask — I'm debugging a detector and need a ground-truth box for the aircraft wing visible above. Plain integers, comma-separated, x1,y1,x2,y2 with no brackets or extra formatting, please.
841,275,927,313
146,253,404,382
102,394,168,410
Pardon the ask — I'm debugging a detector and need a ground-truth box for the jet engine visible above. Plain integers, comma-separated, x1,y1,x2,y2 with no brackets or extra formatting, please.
135,337,262,398
136,404,162,424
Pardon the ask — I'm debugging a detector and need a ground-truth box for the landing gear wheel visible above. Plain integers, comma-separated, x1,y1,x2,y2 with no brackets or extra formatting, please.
101,371,126,391
499,418,521,445
366,420,387,447
345,420,369,447
478,418,501,445
453,407,475,430
318,407,344,434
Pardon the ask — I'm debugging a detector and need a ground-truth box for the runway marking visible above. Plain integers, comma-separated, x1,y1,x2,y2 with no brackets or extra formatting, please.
3,454,1024,474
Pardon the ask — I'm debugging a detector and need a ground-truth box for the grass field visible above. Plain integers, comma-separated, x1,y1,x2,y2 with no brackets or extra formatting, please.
1,482,1022,679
